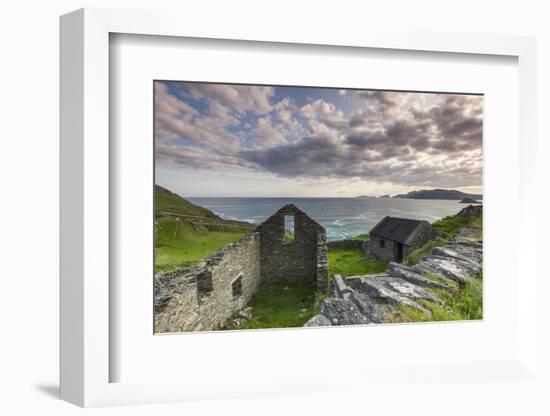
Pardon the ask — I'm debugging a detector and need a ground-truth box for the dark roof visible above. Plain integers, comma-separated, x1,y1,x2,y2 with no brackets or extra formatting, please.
369,216,428,244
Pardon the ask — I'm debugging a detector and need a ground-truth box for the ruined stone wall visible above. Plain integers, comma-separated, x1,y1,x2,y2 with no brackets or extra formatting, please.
154,276,201,332
195,232,261,330
327,239,364,250
154,232,261,332
316,230,329,293
257,204,328,291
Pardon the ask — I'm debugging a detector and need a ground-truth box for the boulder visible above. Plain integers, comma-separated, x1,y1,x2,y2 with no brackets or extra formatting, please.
444,243,482,262
456,204,482,218
238,307,253,321
304,314,332,327
452,237,483,249
389,262,455,291
376,275,441,304
349,292,389,323
319,298,369,326
432,246,470,262
413,257,470,285
429,253,481,275
459,197,479,204
333,274,353,299
354,276,430,313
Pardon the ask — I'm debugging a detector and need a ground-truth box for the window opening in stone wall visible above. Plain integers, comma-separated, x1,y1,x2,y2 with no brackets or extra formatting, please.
283,215,295,244
232,275,243,298
379,239,385,248
197,271,213,298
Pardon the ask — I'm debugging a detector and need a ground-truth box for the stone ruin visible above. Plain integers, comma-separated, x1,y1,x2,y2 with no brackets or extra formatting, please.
154,204,328,333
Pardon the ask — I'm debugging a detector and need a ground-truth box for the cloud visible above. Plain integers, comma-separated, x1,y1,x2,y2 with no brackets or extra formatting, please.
252,116,288,148
355,90,403,108
155,81,483,189
154,82,243,162
185,83,275,114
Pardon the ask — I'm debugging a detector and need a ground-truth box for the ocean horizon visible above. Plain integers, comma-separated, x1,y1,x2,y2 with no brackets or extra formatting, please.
187,196,470,241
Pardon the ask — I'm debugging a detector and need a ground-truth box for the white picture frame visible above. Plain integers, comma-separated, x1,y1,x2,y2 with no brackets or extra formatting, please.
60,7,538,408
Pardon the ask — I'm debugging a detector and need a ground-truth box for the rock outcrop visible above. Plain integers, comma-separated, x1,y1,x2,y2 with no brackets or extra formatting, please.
304,228,482,327
459,197,479,204
319,298,370,325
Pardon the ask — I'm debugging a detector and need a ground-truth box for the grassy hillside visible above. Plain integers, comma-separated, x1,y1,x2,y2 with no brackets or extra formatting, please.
155,185,220,219
405,207,482,266
155,185,255,272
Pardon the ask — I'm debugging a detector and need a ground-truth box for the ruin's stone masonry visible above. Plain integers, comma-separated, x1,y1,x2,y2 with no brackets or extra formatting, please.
327,239,364,250
257,204,327,292
154,232,261,332
154,204,328,332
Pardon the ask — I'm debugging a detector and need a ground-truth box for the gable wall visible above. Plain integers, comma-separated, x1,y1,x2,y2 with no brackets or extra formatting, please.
258,205,328,292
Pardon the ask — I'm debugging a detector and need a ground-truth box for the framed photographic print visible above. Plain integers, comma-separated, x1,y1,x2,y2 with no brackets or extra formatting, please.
60,7,538,408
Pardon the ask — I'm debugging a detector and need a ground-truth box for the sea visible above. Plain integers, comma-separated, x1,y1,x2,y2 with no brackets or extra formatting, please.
187,197,467,242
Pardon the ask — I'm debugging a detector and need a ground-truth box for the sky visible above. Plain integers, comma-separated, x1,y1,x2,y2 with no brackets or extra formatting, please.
155,81,483,197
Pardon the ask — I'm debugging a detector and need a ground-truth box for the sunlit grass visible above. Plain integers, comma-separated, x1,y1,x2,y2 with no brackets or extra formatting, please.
232,281,316,329
155,217,247,272
392,274,483,323
328,247,388,278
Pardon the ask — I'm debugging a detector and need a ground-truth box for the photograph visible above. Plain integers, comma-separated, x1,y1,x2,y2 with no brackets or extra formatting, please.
153,81,483,333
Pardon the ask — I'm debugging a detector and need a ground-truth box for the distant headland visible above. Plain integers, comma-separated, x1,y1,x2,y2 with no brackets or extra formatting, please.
356,188,482,200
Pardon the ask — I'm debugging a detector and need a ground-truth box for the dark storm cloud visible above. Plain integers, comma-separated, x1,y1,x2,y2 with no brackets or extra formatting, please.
240,93,482,187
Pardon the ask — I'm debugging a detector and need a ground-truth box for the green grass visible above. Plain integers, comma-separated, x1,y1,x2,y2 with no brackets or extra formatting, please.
242,247,389,326
350,234,370,241
328,247,388,278
393,274,483,323
404,212,483,266
155,217,246,272
468,216,483,239
234,281,316,329
404,237,446,266
432,212,483,239
423,272,459,289
283,230,295,243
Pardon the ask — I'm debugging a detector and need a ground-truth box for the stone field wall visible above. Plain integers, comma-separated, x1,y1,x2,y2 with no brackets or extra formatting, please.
327,239,365,250
155,232,261,332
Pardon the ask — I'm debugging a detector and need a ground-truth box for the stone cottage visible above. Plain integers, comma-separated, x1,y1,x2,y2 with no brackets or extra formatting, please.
367,216,436,263
154,204,328,332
